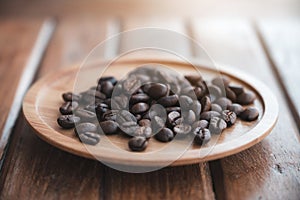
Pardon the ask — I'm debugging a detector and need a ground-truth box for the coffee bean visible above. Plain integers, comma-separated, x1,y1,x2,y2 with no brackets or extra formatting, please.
183,110,196,124
120,121,139,136
95,103,109,116
193,128,211,145
117,110,137,124
123,75,141,94
135,114,142,121
236,91,256,105
228,103,244,116
240,107,259,121
59,101,79,115
139,119,151,127
211,103,222,113
111,94,128,110
131,102,149,114
101,81,114,97
221,110,237,127
173,117,184,127
200,111,220,121
225,87,237,102
62,92,81,102
179,95,193,110
229,85,244,95
214,97,232,110
100,120,119,135
98,76,117,85
201,96,211,112
155,128,174,142
102,110,118,121
57,115,80,129
130,93,149,105
185,74,203,86
128,136,148,151
75,122,97,135
207,85,222,102
165,107,181,113
141,83,153,93
192,120,209,130
191,100,202,116
78,132,100,145
194,87,205,100
209,117,227,134
173,124,192,137
75,108,97,121
147,83,168,99
151,116,165,133
157,95,178,107
167,111,181,127
134,126,152,139
212,76,230,88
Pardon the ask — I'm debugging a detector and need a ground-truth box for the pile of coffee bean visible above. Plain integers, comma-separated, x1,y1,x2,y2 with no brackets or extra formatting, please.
57,67,259,151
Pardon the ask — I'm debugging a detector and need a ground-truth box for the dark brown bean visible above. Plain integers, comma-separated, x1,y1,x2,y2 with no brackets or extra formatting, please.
191,100,202,116
207,85,222,102
212,76,230,88
173,124,192,137
236,91,256,105
179,95,193,110
225,87,237,102
155,128,174,142
240,107,259,121
78,132,100,145
139,119,151,127
100,120,119,135
111,94,128,110
167,111,181,127
130,93,149,104
128,136,148,151
75,122,98,135
211,103,222,113
182,110,196,124
201,96,211,112
134,126,152,139
228,103,245,116
102,110,118,121
193,128,211,145
75,108,97,121
165,107,181,113
57,115,80,129
221,110,237,127
147,83,168,99
59,101,79,115
151,116,165,133
229,85,244,95
131,102,149,114
98,76,117,85
209,117,227,134
157,95,179,107
214,97,232,110
101,81,114,97
200,111,221,121
62,92,81,102
192,120,209,130
194,87,205,100
185,74,203,86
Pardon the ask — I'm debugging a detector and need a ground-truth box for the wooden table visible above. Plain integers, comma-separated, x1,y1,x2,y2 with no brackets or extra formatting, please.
0,1,300,199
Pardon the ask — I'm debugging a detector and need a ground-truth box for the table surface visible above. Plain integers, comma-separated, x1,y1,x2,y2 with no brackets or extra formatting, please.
0,1,300,199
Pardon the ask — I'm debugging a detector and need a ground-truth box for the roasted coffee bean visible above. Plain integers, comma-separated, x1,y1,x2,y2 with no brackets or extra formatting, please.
228,103,244,116
194,87,205,100
201,96,211,112
200,111,221,121
98,76,117,85
155,128,174,142
101,81,114,97
134,126,152,139
102,110,118,121
57,115,80,129
236,91,256,105
209,117,227,134
117,110,136,123
179,95,193,110
157,95,179,107
111,94,128,110
85,104,97,112
192,120,209,130
185,74,203,86
151,116,165,132
120,121,138,136
100,120,119,135
147,83,168,99
221,110,237,127
173,117,184,126
95,103,109,115
75,108,97,121
212,76,230,88
183,110,196,124
215,97,232,110
167,111,181,127
59,101,79,115
135,114,142,121
165,106,181,113
78,132,100,145
123,75,141,94
131,102,149,114
75,122,98,135
130,93,149,104
211,103,222,113
173,124,192,136
191,100,202,116
240,107,259,121
139,119,151,127
193,128,211,145
225,87,237,102
207,85,222,102
128,136,148,151
141,83,153,93
62,92,81,102
229,85,244,95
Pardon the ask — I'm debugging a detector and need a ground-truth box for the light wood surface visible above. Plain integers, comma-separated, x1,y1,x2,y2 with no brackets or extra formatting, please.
23,58,278,166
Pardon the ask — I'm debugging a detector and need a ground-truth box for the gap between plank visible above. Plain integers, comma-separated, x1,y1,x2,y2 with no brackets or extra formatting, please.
209,160,226,200
0,19,56,165
254,23,300,133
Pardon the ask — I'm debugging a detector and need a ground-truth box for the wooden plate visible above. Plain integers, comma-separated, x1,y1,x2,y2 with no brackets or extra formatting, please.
23,58,278,167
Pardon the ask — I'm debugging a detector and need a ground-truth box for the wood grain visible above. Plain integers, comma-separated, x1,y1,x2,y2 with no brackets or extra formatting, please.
257,19,300,130
192,19,300,199
0,17,118,199
0,19,42,159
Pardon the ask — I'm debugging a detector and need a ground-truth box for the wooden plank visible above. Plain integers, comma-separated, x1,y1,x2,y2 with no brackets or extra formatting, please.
0,17,119,199
103,19,215,200
0,19,44,159
191,19,300,199
257,19,300,129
